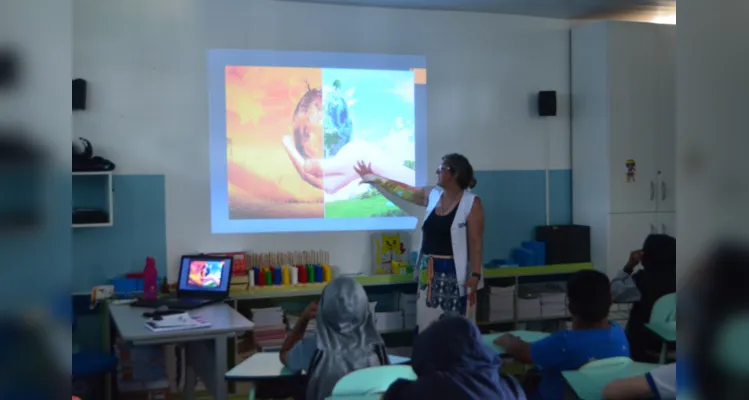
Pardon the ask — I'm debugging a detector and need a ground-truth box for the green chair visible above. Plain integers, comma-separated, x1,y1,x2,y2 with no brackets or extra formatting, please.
651,293,677,323
332,365,417,396
649,293,677,364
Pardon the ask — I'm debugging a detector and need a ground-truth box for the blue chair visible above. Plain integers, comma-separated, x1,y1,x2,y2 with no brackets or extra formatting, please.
332,365,417,396
72,299,117,399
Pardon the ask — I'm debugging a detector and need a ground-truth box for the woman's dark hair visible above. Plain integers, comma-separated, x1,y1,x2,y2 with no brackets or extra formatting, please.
442,153,477,189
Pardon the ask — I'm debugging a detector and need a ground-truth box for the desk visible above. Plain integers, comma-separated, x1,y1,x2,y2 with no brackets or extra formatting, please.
562,362,659,399
226,352,410,400
646,322,676,364
226,353,411,381
482,331,551,354
110,303,254,400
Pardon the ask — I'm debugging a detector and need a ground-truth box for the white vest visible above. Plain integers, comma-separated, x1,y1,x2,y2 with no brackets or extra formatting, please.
417,187,484,296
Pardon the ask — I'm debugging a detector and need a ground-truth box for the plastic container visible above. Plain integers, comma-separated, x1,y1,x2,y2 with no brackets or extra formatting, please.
522,241,546,266
142,257,158,300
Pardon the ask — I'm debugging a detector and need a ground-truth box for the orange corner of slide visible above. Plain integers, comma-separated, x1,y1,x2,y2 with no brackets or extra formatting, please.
412,68,427,85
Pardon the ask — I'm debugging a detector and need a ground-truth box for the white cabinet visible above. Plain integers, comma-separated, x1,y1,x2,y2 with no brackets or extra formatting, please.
572,21,675,275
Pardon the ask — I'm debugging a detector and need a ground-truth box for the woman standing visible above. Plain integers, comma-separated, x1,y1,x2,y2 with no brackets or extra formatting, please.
355,153,485,333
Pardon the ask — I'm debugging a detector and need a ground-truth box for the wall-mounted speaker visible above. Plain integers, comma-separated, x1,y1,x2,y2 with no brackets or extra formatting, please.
538,90,556,117
72,78,87,110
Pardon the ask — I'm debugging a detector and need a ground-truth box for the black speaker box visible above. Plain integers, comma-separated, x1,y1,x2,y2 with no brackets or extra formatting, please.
73,78,87,110
538,90,556,117
535,225,590,265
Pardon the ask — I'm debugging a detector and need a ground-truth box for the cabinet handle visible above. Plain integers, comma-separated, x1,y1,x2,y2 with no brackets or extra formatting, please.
662,223,667,234
661,182,666,201
650,181,655,201
651,224,657,234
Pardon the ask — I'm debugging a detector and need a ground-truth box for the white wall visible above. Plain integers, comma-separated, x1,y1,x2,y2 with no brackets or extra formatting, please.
73,0,571,278
676,0,749,283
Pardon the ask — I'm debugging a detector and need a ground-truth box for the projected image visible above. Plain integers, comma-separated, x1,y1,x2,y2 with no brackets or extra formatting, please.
209,50,427,233
187,260,225,289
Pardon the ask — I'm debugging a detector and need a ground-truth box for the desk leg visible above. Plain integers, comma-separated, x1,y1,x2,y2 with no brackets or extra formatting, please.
184,345,196,400
185,336,229,400
659,342,667,365
213,335,228,399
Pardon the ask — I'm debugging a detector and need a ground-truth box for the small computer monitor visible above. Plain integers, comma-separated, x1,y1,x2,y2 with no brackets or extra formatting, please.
177,255,233,298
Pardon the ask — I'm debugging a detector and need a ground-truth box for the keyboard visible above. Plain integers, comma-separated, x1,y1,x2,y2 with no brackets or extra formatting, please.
130,298,215,310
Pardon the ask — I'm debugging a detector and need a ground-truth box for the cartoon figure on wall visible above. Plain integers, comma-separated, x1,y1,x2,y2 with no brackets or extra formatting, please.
625,159,636,183
373,232,409,274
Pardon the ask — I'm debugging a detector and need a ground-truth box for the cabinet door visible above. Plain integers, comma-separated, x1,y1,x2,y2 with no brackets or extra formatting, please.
608,213,659,277
608,23,660,214
655,25,676,213
657,212,676,237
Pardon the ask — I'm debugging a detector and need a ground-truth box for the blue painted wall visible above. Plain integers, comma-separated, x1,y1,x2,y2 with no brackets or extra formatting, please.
72,175,167,292
473,169,572,263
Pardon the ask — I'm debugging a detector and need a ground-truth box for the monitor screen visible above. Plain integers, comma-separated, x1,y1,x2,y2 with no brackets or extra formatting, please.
178,256,233,293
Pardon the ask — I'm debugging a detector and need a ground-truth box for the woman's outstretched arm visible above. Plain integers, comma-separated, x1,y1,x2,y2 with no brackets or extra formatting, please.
356,161,431,207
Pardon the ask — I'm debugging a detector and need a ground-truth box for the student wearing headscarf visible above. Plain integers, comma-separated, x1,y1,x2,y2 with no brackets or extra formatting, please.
611,234,676,361
384,316,525,400
279,276,388,400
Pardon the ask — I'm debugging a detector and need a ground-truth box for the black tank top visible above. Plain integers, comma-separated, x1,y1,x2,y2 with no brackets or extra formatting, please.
421,206,458,256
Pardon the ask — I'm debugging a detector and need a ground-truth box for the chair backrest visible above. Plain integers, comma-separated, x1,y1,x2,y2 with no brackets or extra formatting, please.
332,365,417,396
650,293,677,323
579,357,633,371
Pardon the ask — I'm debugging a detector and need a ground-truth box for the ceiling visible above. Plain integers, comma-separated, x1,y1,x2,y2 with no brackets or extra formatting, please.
275,0,676,19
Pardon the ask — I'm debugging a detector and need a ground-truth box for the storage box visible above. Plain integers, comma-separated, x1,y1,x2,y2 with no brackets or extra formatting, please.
375,311,404,332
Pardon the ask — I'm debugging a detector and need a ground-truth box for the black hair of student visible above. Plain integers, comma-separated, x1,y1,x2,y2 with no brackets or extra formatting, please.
566,270,612,323
689,241,749,400
442,153,477,189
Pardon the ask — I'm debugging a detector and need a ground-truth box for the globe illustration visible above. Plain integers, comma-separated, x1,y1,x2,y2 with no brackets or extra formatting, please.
323,81,353,158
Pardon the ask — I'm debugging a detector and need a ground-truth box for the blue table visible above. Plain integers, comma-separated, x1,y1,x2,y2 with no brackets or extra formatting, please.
562,361,659,399
482,330,551,354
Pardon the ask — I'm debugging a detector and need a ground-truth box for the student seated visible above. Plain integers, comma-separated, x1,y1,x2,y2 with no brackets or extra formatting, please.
495,270,630,400
384,315,526,400
602,363,676,399
279,277,389,400
610,234,676,361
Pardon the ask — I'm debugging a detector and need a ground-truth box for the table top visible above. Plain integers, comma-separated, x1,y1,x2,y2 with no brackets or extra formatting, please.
226,352,410,381
325,396,382,400
645,321,677,342
109,303,254,343
562,362,659,400
482,331,551,354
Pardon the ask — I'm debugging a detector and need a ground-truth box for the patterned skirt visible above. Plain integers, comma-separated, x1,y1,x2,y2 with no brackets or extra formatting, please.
415,255,472,334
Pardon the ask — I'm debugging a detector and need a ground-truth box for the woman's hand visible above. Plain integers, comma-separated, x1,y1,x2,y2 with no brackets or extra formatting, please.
465,276,479,306
354,160,377,182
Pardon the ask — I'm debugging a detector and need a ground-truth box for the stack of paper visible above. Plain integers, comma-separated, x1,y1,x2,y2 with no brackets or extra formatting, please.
540,291,568,318
488,285,515,322
251,307,287,349
144,313,211,332
516,295,542,320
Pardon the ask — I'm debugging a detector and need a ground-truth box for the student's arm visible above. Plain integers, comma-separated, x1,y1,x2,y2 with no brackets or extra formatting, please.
280,302,317,368
611,269,642,303
602,376,652,399
602,364,676,399
495,334,534,365
528,333,567,370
